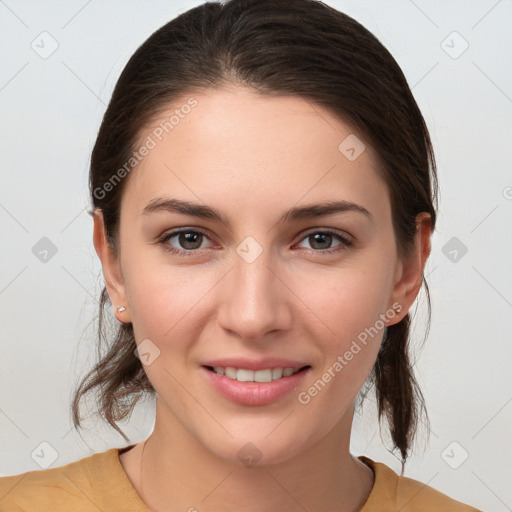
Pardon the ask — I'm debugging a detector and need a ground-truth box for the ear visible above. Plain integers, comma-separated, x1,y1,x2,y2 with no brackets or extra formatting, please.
386,212,432,325
92,209,131,324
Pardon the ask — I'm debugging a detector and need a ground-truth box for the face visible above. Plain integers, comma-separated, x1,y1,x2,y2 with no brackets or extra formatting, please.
95,84,428,466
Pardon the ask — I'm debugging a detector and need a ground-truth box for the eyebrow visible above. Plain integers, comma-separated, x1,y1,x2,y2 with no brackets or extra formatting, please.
142,197,373,227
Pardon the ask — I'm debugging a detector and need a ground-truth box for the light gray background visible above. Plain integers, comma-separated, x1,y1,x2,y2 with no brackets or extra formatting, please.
1,1,511,510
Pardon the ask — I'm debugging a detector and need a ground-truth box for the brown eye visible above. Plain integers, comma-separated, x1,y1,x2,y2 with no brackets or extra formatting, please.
297,230,353,254
177,232,203,250
159,229,212,256
308,233,334,250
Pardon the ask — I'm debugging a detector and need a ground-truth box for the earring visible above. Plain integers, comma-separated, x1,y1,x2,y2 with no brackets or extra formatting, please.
117,305,126,313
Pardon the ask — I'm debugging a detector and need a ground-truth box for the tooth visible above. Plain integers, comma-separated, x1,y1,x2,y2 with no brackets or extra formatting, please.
272,368,284,380
217,366,300,381
254,369,272,382
225,367,237,379
236,369,255,382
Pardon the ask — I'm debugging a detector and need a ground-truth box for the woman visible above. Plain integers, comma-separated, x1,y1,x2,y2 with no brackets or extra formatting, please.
0,0,482,510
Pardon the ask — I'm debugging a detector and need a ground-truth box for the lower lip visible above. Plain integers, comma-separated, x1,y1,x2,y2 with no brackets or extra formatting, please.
201,366,310,406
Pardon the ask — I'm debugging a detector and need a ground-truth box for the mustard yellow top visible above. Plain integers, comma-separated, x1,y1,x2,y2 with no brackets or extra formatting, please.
0,448,482,511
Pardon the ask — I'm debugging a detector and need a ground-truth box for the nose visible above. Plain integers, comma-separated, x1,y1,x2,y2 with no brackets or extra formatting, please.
216,241,293,343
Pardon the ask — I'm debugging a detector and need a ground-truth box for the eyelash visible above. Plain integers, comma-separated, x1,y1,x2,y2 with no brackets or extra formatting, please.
157,228,353,257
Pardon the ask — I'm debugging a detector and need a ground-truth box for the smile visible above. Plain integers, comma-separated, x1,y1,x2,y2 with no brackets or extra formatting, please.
206,366,308,382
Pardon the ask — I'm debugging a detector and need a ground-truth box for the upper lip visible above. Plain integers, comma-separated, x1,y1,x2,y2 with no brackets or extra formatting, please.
201,357,310,371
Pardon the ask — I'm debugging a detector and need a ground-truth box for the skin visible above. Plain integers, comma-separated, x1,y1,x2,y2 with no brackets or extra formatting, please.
93,84,431,511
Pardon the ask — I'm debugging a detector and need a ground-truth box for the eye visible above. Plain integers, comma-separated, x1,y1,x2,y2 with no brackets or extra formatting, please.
158,228,213,256
158,227,353,257
296,229,353,254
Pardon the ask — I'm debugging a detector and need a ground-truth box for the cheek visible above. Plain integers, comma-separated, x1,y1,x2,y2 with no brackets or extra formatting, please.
125,269,206,397
303,264,392,342
296,265,391,400
129,278,204,350
122,245,212,339
296,284,386,425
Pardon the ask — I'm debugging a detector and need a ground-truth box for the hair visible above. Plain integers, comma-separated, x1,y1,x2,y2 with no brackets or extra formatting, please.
71,0,438,475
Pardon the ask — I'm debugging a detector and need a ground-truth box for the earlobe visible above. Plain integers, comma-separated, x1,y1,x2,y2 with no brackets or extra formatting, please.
387,212,432,326
92,209,131,323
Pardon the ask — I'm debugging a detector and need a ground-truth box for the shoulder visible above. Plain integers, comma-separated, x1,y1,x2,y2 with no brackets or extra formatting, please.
0,448,138,512
358,455,483,512
396,473,482,511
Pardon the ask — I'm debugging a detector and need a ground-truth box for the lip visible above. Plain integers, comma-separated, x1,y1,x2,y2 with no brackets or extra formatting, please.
201,357,309,371
201,364,311,406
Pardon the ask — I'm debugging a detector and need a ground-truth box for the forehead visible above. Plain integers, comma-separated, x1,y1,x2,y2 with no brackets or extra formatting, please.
121,85,389,220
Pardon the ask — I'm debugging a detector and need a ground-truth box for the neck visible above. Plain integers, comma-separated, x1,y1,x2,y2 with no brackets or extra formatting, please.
130,400,374,512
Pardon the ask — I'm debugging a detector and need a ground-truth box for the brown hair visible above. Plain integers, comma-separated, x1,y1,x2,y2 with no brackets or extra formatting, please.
72,0,437,474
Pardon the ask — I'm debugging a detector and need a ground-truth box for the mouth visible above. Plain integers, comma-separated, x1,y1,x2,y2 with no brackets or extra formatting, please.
201,363,312,406
203,365,311,382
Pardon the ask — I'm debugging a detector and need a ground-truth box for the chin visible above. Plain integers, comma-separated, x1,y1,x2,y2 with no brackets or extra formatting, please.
198,425,318,469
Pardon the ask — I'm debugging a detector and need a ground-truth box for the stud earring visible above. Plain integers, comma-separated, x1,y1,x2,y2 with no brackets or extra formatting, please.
117,305,126,313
